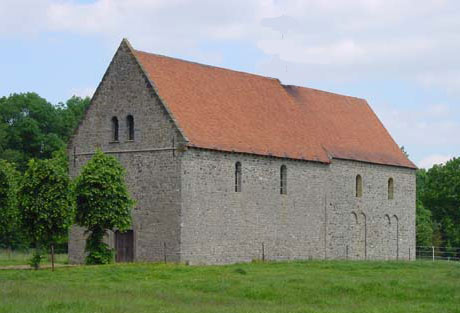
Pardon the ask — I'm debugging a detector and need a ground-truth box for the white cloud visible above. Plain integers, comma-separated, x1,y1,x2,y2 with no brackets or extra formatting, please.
69,86,94,99
417,70,460,97
418,154,453,169
256,1,460,90
373,102,460,147
370,101,460,167
37,0,274,64
0,0,50,36
1,0,459,163
1,0,460,90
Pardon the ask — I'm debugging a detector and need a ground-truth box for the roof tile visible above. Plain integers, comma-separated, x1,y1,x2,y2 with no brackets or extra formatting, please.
134,49,416,169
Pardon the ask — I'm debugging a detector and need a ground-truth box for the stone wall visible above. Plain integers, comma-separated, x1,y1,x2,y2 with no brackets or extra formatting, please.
68,39,416,265
68,40,185,264
326,159,416,260
180,148,416,264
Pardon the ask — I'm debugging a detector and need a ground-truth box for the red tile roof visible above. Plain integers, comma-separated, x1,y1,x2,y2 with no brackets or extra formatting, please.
133,48,416,169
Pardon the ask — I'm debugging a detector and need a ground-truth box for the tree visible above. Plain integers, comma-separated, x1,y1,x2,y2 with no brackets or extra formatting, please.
56,96,91,141
0,122,7,154
0,160,22,249
0,93,90,170
415,169,433,246
74,150,134,265
416,203,433,246
18,158,74,270
0,92,90,253
421,157,460,249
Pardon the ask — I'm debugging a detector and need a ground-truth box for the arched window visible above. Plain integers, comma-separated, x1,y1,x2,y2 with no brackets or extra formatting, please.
360,212,368,259
356,175,363,198
126,115,134,141
111,117,119,141
235,162,242,192
388,178,394,200
351,212,358,224
393,215,399,259
385,214,391,226
280,165,287,194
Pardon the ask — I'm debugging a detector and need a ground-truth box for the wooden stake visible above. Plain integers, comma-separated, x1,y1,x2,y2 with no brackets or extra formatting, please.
262,242,265,262
51,244,55,272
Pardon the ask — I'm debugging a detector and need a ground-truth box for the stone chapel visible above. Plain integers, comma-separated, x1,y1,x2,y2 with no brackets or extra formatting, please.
68,39,416,264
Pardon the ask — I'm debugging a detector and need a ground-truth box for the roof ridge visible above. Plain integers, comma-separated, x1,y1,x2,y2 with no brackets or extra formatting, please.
283,84,366,101
135,49,366,101
133,49,280,82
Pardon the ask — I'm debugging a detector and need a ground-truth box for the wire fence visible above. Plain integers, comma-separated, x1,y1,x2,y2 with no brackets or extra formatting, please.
416,246,460,262
100,242,460,264
0,246,68,267
2,246,460,266
125,243,460,264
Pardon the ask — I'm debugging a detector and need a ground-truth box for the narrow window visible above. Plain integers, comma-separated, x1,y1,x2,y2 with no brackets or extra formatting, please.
126,115,134,141
356,175,363,198
280,165,287,194
235,162,242,192
111,117,119,141
351,212,358,224
393,215,399,259
361,212,368,259
385,214,391,225
388,178,394,200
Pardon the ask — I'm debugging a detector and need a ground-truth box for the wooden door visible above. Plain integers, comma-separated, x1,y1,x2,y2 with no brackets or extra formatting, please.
115,230,134,262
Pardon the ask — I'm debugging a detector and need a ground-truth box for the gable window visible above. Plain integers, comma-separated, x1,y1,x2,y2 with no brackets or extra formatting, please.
280,165,287,195
388,178,394,200
111,117,119,142
127,115,134,141
356,175,363,198
235,162,242,192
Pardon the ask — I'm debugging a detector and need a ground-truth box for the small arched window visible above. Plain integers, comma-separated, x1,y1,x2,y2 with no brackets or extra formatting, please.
351,212,358,224
235,162,242,192
388,178,394,200
280,165,287,195
356,175,363,198
385,214,391,225
111,117,119,142
127,115,134,141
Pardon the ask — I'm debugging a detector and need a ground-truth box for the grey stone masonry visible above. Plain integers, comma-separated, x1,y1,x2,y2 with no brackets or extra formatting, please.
326,159,415,261
68,39,416,264
179,149,415,265
68,39,185,264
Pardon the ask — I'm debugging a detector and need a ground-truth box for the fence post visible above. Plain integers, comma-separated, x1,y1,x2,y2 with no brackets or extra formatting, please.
50,244,55,272
262,242,265,262
432,246,435,261
163,242,167,264
408,247,411,261
346,245,349,260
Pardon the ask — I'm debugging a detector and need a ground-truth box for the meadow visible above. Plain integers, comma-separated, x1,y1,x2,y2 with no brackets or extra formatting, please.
1,259,459,313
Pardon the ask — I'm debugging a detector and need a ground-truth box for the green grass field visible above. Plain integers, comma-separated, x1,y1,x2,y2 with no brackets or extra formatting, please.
1,260,459,313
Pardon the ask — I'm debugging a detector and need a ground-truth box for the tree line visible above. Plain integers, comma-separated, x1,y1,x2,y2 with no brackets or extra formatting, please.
0,149,134,269
0,92,459,263
416,158,460,253
0,93,90,171
0,93,134,268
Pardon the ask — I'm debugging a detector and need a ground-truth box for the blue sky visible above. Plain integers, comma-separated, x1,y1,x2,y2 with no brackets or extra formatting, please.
1,0,459,168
